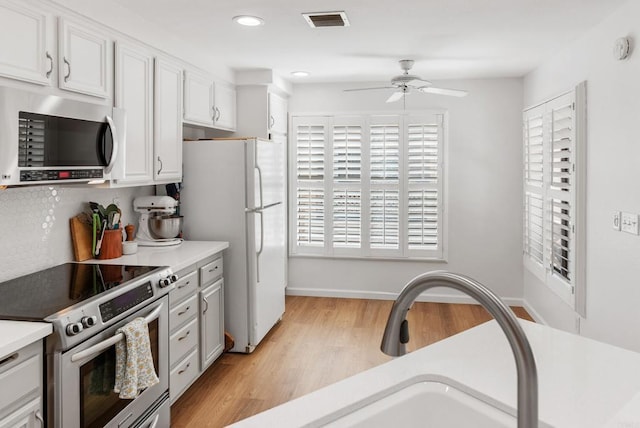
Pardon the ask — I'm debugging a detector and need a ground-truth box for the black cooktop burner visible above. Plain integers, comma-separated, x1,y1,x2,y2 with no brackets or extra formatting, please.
0,263,161,321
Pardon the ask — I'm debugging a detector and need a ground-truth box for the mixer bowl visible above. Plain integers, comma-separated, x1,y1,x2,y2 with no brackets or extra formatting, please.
149,215,183,239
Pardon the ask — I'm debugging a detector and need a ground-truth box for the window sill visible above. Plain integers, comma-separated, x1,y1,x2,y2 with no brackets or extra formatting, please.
289,253,448,263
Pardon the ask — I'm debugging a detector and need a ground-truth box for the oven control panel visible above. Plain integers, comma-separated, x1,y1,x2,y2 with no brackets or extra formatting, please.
99,282,154,322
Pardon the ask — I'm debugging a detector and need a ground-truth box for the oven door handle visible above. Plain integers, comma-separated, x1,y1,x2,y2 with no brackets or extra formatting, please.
70,303,163,363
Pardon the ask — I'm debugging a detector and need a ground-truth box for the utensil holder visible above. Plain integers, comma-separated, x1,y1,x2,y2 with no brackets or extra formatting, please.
98,229,123,259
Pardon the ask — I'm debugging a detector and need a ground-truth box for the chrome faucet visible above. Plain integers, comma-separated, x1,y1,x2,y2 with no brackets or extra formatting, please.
381,271,538,428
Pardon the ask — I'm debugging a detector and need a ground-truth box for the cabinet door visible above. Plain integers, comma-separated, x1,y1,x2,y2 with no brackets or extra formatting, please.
0,398,42,428
113,42,154,185
213,82,236,131
183,70,214,127
200,278,224,370
268,92,288,136
154,58,183,183
0,2,53,86
58,18,111,98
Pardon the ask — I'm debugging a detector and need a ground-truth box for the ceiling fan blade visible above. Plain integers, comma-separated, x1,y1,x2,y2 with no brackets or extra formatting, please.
344,86,395,92
418,86,468,97
386,91,405,103
406,78,432,87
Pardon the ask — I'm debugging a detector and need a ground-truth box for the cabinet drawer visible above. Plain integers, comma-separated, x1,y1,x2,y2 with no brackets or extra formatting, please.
170,349,198,404
0,343,41,416
200,258,222,285
169,318,198,368
0,397,40,428
169,294,198,332
170,270,198,305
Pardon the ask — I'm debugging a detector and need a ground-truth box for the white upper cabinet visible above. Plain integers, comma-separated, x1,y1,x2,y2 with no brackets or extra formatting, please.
213,81,236,131
268,92,288,136
154,58,183,183
58,18,111,98
183,68,236,131
112,41,154,185
0,1,54,86
183,70,215,127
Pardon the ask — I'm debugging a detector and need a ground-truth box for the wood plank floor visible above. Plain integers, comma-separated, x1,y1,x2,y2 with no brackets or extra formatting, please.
171,296,533,427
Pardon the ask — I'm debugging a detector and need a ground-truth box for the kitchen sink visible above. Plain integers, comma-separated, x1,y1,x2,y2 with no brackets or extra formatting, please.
322,380,519,428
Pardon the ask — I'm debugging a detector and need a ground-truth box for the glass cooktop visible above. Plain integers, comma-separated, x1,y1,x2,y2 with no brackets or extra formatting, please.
0,263,161,321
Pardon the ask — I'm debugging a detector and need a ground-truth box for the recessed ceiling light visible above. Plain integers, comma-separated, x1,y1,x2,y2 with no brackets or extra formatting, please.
291,71,310,77
232,15,264,27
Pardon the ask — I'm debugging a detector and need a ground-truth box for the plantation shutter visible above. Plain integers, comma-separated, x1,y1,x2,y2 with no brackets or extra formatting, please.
523,105,546,270
292,117,328,251
332,118,363,249
546,94,575,286
523,84,584,314
370,116,401,251
405,114,443,256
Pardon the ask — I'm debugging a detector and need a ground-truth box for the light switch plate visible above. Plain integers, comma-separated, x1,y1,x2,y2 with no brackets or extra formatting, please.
613,211,622,231
621,212,639,235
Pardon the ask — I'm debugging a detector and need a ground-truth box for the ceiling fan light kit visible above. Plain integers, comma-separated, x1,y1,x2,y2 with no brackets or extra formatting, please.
344,59,469,102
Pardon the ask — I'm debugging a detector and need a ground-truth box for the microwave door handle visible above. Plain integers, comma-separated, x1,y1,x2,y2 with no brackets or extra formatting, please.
70,303,162,363
104,114,120,174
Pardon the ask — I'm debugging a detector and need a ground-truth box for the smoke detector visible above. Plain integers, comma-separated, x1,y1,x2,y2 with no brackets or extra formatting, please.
302,11,350,28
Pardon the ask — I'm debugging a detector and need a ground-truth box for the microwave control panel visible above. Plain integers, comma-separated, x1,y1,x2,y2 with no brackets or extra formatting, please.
20,169,103,182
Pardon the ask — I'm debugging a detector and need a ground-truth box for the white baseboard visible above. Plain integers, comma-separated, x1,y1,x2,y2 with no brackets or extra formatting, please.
285,287,524,307
522,300,548,325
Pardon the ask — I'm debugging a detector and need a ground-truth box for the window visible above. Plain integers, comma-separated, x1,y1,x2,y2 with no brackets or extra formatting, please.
290,112,446,259
522,83,586,315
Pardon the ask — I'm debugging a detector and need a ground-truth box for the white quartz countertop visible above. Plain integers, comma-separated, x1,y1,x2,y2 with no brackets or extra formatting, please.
231,320,640,428
90,240,229,272
0,321,51,359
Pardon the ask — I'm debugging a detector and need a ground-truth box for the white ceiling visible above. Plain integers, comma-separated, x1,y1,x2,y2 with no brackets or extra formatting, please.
112,0,626,83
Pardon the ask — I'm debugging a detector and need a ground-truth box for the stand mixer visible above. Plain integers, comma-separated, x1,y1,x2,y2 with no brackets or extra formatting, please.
133,196,183,247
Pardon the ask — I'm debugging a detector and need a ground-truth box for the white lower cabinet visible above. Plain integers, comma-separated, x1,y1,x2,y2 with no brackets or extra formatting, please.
169,252,225,404
0,341,44,428
200,278,224,370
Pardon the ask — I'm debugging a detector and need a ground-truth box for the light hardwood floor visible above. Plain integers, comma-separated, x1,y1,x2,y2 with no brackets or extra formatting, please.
171,296,533,427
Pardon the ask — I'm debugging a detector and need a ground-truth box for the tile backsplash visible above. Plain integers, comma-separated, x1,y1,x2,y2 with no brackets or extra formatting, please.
0,185,153,282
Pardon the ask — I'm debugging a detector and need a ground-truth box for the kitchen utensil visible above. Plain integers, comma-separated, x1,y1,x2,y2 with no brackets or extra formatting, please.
92,213,99,256
69,215,93,261
95,220,107,256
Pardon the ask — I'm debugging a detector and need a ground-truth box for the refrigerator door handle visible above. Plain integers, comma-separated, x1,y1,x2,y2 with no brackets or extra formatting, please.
256,209,264,283
255,165,264,210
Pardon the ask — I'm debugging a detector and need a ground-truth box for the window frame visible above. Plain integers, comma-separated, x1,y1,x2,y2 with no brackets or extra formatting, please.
289,110,448,262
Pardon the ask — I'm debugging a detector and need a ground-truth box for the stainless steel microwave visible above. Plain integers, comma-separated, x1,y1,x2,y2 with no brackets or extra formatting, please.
0,86,125,186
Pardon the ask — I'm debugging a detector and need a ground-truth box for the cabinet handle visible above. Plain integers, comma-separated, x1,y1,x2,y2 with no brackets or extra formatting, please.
212,106,216,121
269,115,275,129
202,296,209,314
177,306,191,316
215,107,221,122
177,330,190,341
208,266,218,273
177,280,190,289
35,410,44,427
63,57,71,82
0,352,18,368
157,156,163,175
178,362,190,375
45,51,53,78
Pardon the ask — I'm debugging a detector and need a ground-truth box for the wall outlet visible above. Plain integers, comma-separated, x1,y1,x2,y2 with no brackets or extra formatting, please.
621,212,639,235
613,211,622,230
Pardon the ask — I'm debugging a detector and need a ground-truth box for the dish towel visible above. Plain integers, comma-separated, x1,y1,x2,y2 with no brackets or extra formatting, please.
113,317,159,399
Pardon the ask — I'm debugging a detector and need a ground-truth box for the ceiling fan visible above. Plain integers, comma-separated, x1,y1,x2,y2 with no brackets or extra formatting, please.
344,59,468,103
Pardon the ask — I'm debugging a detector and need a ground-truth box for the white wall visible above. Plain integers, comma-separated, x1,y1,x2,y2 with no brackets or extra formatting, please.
523,0,640,352
288,78,525,304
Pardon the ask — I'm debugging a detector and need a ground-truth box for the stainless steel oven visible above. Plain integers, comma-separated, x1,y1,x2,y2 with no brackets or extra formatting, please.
53,296,169,428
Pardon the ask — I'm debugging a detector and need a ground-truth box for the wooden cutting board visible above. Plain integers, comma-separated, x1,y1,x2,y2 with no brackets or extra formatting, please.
70,215,93,261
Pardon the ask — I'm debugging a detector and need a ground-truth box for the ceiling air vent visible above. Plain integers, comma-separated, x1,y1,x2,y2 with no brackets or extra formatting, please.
302,11,350,28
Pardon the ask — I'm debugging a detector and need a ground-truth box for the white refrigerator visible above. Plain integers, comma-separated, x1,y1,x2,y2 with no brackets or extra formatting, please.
181,138,286,353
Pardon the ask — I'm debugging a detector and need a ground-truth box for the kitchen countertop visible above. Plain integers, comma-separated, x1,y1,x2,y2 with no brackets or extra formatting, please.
231,320,640,427
90,240,229,272
0,321,51,359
